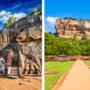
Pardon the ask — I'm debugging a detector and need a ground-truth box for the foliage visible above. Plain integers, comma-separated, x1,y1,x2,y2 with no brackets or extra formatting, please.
80,18,82,21
45,61,74,90
28,6,42,16
81,35,88,40
73,35,78,41
3,23,9,28
48,31,55,35
28,8,38,16
45,32,90,55
59,17,90,21
60,17,78,20
37,6,42,14
3,16,17,28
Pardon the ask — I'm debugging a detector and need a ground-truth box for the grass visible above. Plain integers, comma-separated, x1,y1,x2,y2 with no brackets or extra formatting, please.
45,61,74,90
85,60,90,66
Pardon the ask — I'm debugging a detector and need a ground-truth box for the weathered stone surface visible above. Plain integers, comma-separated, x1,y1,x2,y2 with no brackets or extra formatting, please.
8,15,42,42
0,15,42,58
0,14,42,76
55,19,90,39
0,30,9,50
0,57,5,74
18,51,41,75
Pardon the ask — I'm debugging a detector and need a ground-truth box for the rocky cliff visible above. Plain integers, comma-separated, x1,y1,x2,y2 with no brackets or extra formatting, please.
0,15,42,58
0,15,42,76
55,19,90,39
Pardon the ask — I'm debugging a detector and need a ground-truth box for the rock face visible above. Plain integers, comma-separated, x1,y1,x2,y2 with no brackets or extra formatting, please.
0,15,42,57
0,30,9,50
0,57,5,74
0,15,42,76
55,19,90,40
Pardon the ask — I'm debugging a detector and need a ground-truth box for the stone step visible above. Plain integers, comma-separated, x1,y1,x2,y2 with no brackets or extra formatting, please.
10,67,19,76
12,55,18,66
12,60,18,66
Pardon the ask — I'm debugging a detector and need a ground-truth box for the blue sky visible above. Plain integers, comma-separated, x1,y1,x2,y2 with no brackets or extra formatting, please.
0,0,42,29
45,0,90,33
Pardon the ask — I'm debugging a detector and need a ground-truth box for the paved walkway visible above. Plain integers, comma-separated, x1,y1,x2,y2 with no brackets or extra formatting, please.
58,60,90,90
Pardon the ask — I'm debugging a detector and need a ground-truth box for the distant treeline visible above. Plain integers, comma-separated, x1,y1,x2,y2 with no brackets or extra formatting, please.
45,32,90,56
59,17,90,21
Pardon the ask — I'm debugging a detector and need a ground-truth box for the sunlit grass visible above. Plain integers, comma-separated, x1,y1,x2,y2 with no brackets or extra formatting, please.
85,60,90,66
45,61,74,90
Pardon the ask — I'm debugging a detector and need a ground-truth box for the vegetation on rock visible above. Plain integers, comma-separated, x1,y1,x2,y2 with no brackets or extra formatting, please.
3,6,42,28
3,16,17,28
60,17,78,20
28,6,42,16
59,17,90,21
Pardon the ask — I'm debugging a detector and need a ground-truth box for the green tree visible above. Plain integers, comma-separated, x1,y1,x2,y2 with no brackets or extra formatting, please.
3,16,17,28
28,6,42,16
45,32,90,56
73,35,78,41
28,8,38,16
86,45,90,55
80,18,82,21
37,6,42,14
3,23,9,28
48,32,54,35
8,16,17,24
81,35,88,40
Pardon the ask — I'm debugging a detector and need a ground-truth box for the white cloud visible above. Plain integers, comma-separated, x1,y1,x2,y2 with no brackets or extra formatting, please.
13,13,26,20
0,16,9,23
0,10,26,23
46,16,58,24
45,16,58,33
0,11,11,16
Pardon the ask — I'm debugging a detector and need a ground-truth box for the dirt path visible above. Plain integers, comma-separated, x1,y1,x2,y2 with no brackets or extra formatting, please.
58,60,90,90
0,77,42,90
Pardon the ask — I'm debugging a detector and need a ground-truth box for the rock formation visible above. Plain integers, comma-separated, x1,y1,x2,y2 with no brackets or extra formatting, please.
55,19,90,40
0,15,42,77
0,57,5,74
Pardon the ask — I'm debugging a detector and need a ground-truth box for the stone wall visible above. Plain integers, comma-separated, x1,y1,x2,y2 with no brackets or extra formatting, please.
45,56,77,62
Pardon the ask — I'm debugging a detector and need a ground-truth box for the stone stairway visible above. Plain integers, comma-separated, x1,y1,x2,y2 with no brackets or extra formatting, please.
10,67,19,77
12,55,18,66
10,54,20,78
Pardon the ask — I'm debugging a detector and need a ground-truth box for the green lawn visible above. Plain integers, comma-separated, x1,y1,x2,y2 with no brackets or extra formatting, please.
85,60,90,66
45,61,74,90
